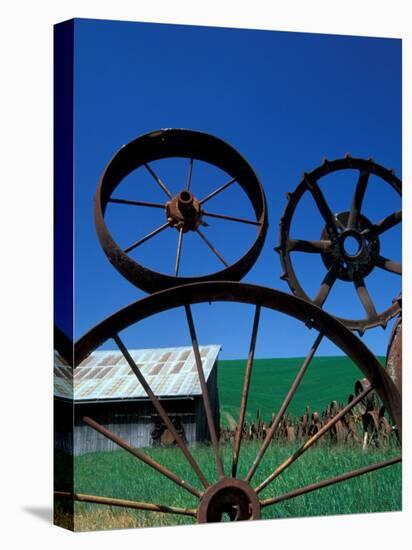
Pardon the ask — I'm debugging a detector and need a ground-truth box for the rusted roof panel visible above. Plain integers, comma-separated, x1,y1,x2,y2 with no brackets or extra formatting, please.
54,345,221,401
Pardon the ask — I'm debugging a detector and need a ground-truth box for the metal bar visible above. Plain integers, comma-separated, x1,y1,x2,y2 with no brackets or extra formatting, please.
113,334,210,488
313,265,338,307
376,256,401,275
186,158,194,191
260,456,401,508
372,209,402,235
175,227,184,276
354,276,378,320
55,491,197,517
199,177,237,205
202,211,261,226
108,198,165,209
347,170,370,229
124,222,170,254
287,239,332,253
185,304,225,478
82,416,202,498
255,383,374,494
245,332,324,483
304,175,338,234
232,305,261,477
144,163,173,198
195,229,229,267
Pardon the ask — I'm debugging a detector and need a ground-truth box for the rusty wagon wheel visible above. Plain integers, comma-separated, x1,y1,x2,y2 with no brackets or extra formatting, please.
59,282,401,524
276,156,401,334
95,129,268,293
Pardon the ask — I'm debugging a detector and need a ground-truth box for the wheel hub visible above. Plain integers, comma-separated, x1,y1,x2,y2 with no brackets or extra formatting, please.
197,478,260,523
166,190,203,232
320,211,380,281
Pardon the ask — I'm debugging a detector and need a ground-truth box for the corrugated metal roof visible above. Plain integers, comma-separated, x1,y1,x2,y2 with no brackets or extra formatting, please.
54,345,221,402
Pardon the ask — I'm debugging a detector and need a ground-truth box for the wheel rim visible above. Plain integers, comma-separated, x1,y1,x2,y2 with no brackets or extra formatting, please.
59,282,402,524
277,156,401,333
95,128,268,293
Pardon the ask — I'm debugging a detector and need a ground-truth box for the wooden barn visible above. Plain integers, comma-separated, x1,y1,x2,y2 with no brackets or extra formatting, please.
54,345,221,455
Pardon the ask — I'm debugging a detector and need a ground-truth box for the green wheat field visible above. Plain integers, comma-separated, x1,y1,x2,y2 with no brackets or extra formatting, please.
55,355,401,530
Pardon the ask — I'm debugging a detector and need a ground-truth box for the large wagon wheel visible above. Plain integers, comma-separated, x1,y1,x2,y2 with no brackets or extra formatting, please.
95,129,268,293
58,282,401,524
276,156,401,334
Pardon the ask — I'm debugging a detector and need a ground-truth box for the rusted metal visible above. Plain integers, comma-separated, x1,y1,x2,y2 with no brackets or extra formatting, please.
82,416,202,498
221,378,396,448
245,332,324,482
95,129,268,293
260,456,401,508
55,491,197,517
185,304,224,478
277,156,402,333
232,304,261,478
72,281,401,523
386,316,402,394
113,333,210,489
75,282,402,436
197,478,260,523
255,383,375,494
166,190,203,232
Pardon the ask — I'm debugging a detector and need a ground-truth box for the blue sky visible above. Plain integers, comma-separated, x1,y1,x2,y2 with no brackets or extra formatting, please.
72,18,401,359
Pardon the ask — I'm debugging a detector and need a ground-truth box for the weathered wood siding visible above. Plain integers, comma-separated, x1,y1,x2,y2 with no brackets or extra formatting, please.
54,363,219,455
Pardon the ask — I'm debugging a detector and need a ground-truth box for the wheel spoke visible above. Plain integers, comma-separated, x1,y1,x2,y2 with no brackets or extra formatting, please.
185,305,225,478
367,209,402,236
245,332,324,483
186,158,194,191
260,456,401,508
108,198,165,209
287,239,332,254
144,163,173,198
347,170,370,229
255,383,374,494
175,227,184,276
185,305,225,477
202,211,261,226
82,416,202,498
376,256,401,275
199,177,237,205
124,222,170,254
113,333,209,488
354,276,378,320
313,265,338,307
232,305,261,478
304,174,338,234
55,491,197,517
195,229,229,267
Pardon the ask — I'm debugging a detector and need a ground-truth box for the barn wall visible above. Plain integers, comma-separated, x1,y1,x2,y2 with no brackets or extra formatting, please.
55,359,221,455
61,398,197,455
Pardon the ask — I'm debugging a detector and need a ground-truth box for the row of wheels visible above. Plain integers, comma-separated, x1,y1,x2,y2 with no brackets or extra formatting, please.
56,129,402,524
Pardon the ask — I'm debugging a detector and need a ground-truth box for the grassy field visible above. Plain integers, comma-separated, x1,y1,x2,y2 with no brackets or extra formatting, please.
218,356,385,426
55,354,399,531
55,440,401,531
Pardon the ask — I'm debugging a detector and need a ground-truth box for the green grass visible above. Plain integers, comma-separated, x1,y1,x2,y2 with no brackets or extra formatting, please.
218,356,385,425
58,441,401,531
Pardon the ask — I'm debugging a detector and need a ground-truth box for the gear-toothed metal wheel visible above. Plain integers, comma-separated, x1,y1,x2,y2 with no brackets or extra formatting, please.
95,129,268,293
276,156,401,334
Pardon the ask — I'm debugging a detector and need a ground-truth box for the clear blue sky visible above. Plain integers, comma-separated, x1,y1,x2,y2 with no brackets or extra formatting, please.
71,18,401,359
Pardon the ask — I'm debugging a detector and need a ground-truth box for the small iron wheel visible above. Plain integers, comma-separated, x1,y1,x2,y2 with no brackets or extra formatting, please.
276,156,401,334
94,129,268,293
57,282,402,524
